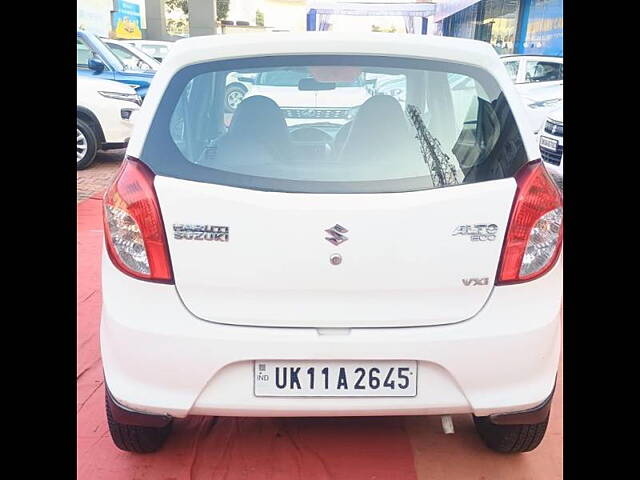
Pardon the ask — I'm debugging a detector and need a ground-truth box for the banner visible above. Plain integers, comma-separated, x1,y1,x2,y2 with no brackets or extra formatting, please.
111,0,142,39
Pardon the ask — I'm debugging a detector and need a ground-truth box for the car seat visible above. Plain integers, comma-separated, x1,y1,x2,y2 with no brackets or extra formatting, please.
337,95,422,173
210,95,293,168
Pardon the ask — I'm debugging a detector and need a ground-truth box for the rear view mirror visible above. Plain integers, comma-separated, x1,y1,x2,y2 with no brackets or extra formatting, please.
237,76,255,83
298,78,335,91
88,58,105,72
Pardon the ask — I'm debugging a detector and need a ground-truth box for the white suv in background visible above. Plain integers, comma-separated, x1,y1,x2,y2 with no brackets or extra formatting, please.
240,70,373,125
101,33,562,454
77,76,140,169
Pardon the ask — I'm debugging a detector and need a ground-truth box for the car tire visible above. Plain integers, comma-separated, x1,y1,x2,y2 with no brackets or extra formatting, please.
77,118,97,170
224,84,247,112
473,412,549,453
105,390,172,453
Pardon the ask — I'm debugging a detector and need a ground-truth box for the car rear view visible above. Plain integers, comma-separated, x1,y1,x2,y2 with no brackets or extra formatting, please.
100,33,562,454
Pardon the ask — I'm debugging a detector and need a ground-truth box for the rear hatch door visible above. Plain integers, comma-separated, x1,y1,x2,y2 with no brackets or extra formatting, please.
155,176,516,328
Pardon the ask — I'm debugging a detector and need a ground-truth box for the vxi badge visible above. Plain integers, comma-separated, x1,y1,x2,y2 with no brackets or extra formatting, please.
452,224,498,242
173,224,229,242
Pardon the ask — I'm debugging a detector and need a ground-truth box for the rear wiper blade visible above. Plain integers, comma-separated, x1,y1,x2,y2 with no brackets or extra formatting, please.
406,104,459,188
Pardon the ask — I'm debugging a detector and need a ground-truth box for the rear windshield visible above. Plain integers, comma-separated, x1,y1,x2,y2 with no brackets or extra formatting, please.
142,55,529,193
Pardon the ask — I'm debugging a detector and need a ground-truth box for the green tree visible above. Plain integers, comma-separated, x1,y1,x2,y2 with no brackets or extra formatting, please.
256,9,264,27
165,0,229,21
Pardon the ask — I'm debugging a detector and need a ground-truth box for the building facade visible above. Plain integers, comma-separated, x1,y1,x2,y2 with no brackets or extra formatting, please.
436,0,562,56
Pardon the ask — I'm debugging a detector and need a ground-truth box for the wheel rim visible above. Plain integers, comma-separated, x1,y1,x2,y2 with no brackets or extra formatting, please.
227,90,244,109
77,128,88,163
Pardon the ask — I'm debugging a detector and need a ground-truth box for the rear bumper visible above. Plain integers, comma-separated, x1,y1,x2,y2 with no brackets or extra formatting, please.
101,247,562,420
106,384,171,427
488,384,554,425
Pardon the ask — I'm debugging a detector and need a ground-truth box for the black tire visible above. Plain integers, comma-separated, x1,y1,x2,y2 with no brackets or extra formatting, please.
105,391,172,453
77,118,98,170
224,84,247,112
473,413,549,453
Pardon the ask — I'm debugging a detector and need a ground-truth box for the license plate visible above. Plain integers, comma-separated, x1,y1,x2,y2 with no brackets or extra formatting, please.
254,360,417,397
540,136,558,151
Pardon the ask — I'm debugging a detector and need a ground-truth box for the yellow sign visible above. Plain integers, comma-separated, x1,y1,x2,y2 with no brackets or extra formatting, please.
111,12,142,39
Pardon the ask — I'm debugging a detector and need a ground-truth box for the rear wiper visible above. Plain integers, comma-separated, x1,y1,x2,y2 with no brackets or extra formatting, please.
406,104,459,188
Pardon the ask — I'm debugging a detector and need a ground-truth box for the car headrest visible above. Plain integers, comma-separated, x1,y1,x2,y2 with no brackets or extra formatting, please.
338,95,414,163
228,95,291,152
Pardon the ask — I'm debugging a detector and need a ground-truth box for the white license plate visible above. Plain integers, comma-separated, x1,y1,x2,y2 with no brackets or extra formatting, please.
540,136,558,151
254,360,417,397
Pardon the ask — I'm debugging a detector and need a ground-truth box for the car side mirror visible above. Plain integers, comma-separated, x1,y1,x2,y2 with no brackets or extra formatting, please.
88,58,105,72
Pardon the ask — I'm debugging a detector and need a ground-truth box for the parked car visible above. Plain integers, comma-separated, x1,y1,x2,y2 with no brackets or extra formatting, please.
538,105,563,177
240,69,374,125
102,38,161,72
501,55,562,133
77,30,155,99
127,40,173,62
520,82,563,134
77,76,140,169
500,55,563,92
223,72,257,112
101,33,562,454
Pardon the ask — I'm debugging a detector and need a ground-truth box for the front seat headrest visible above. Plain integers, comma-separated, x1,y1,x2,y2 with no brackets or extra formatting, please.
227,95,292,159
338,95,414,164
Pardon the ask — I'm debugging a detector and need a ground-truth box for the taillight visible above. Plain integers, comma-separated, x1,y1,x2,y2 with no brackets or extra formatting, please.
103,157,174,283
496,160,563,285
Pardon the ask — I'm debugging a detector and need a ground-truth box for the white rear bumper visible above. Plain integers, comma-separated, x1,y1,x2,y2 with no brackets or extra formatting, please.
101,247,562,419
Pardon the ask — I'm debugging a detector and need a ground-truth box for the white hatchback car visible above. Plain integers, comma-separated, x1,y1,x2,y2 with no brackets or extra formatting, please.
77,76,140,169
101,33,563,454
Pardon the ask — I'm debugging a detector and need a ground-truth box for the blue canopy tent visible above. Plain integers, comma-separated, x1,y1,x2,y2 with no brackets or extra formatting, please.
307,2,437,35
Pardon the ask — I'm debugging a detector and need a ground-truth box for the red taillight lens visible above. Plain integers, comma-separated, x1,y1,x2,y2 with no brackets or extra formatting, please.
103,157,174,283
496,160,563,285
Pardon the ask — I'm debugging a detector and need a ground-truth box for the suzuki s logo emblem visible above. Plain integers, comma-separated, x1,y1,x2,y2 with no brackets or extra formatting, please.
325,224,349,246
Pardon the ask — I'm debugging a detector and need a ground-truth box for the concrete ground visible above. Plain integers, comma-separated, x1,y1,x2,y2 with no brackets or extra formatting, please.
77,152,562,479
76,149,124,203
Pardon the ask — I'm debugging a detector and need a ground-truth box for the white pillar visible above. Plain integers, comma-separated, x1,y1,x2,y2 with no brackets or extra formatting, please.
144,0,170,40
188,0,218,36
